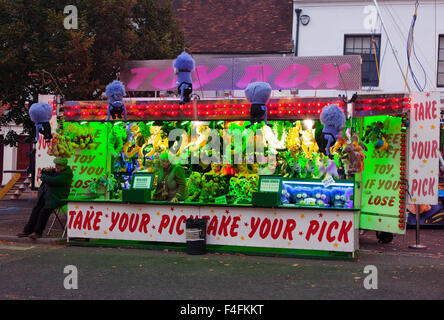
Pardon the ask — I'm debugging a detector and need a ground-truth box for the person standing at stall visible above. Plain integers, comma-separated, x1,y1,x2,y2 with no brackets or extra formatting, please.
153,152,187,202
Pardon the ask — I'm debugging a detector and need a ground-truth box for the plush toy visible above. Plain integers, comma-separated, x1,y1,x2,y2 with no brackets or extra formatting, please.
244,82,272,128
186,172,202,203
316,104,346,158
105,80,127,121
228,176,252,204
109,122,128,156
281,185,291,205
331,188,346,208
236,163,250,178
301,129,318,159
317,157,339,179
313,187,331,207
331,127,351,156
29,102,53,143
345,187,354,208
301,187,317,205
263,124,287,152
303,158,317,178
287,121,303,157
363,121,389,156
363,121,385,144
203,162,222,181
290,186,308,205
65,123,96,150
174,51,195,104
341,133,366,176
47,133,75,158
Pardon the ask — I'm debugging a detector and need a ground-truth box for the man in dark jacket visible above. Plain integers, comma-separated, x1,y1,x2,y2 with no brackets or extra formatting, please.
17,157,73,239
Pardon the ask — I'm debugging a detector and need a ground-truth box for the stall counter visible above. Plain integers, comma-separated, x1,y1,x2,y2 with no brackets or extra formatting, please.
66,200,360,259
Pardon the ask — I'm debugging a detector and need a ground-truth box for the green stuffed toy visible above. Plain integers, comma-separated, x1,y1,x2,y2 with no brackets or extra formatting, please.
186,172,202,203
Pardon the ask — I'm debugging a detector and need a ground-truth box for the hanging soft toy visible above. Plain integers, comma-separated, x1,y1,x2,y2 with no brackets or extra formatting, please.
341,133,366,176
173,51,195,104
363,121,389,156
316,104,346,159
105,80,127,121
244,82,272,128
29,102,53,143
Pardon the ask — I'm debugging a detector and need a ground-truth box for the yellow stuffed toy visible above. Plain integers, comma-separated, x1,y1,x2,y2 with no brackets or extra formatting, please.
287,121,302,157
301,129,318,159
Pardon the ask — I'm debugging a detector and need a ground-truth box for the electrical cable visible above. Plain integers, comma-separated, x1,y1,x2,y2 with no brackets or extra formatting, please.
406,2,427,92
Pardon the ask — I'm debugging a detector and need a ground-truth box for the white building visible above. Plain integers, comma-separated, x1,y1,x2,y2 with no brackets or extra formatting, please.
0,116,31,187
1,95,55,187
292,0,444,99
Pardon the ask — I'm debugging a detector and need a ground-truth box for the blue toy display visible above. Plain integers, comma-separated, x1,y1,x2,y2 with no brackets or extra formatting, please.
105,80,127,121
244,82,272,128
313,187,331,207
283,182,353,208
174,51,195,104
331,188,347,208
29,102,53,143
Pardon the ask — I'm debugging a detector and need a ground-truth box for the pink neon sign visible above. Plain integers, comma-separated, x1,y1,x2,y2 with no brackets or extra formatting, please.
121,56,361,91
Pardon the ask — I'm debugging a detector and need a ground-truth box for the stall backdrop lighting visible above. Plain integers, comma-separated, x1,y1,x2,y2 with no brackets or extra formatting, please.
63,97,407,119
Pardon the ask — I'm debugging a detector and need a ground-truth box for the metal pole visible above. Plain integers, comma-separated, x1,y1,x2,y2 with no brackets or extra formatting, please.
409,204,427,249
294,9,302,56
372,0,410,93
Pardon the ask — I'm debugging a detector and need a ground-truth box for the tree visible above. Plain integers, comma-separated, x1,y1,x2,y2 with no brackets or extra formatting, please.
0,0,185,146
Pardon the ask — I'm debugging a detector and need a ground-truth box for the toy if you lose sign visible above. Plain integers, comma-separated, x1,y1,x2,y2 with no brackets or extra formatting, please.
407,92,440,205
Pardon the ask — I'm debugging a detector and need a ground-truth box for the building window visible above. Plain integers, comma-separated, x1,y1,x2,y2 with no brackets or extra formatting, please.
344,34,381,87
438,35,444,87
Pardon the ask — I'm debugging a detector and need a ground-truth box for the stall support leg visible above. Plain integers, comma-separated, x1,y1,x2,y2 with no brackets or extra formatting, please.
409,205,427,250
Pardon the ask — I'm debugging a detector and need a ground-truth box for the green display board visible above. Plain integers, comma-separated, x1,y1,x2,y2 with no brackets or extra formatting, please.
64,122,110,197
360,115,406,234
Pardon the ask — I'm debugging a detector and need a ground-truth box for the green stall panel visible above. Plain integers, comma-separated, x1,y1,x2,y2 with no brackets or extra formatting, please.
64,122,111,198
359,115,406,234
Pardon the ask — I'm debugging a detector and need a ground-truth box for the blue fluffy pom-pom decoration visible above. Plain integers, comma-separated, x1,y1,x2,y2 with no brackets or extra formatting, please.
105,80,127,121
105,80,126,98
173,51,195,72
320,104,345,129
244,82,272,105
29,102,52,124
29,102,53,143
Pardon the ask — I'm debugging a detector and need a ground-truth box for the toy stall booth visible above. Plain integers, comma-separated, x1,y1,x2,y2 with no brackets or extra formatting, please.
47,94,365,260
38,89,441,260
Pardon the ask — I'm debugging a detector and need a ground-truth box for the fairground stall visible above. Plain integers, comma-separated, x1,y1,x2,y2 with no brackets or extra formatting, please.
34,56,441,260
57,97,361,260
